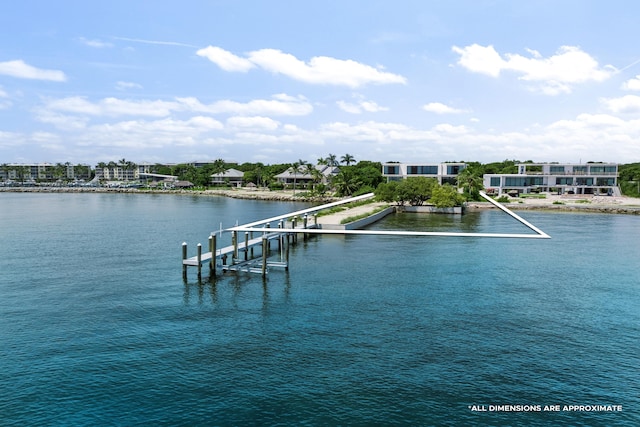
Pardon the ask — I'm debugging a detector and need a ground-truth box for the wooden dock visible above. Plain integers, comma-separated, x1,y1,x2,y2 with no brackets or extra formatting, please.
181,191,550,281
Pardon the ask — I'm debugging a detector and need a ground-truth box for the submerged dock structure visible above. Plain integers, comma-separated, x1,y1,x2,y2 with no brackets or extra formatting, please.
181,192,550,281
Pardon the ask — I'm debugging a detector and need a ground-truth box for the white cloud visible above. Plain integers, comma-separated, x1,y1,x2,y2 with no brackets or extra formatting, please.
176,94,313,116
198,46,407,87
622,75,640,91
38,94,313,123
115,81,143,91
43,97,178,117
0,59,66,81
226,116,280,130
600,95,640,114
452,44,615,95
78,37,113,48
337,96,389,114
196,46,255,72
422,102,468,114
0,87,9,109
452,44,505,77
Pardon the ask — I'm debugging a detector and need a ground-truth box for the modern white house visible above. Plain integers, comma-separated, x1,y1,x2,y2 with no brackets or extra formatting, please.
381,162,467,185
483,163,620,196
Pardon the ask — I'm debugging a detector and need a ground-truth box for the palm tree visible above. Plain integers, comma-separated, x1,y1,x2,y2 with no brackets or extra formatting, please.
325,153,339,167
291,159,308,194
332,169,362,196
341,153,355,166
107,161,118,180
456,166,484,201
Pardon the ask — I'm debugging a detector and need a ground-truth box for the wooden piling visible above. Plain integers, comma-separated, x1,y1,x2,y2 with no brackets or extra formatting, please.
285,233,290,270
232,231,238,262
303,214,308,241
209,234,216,276
196,243,202,280
244,232,249,260
182,242,188,281
261,236,268,277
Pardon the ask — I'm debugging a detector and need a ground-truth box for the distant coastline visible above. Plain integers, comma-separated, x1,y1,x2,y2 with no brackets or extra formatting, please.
2,186,640,214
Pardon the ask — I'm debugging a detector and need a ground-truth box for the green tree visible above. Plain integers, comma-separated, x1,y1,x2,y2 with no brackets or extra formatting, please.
397,176,438,205
430,184,465,208
374,181,399,203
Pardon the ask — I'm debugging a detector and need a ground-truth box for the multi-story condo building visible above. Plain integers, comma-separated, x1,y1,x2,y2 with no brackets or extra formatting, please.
0,163,92,183
381,162,467,185
483,163,619,196
95,162,152,181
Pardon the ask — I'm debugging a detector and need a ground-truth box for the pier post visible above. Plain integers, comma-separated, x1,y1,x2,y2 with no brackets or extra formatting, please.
182,242,188,281
291,217,297,243
277,220,283,251
209,234,216,276
303,214,308,241
232,231,238,263
250,231,254,258
314,213,318,227
197,243,202,280
265,223,271,250
261,236,268,278
285,233,290,270
244,232,249,261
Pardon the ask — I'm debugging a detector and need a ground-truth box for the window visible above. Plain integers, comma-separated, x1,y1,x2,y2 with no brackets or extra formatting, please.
550,166,565,174
490,177,501,186
407,165,438,175
505,177,543,186
573,166,587,174
447,165,464,174
556,177,574,185
576,177,593,186
597,178,616,186
384,165,399,175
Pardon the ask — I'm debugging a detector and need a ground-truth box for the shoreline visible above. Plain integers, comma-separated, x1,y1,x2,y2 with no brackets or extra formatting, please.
3,186,640,214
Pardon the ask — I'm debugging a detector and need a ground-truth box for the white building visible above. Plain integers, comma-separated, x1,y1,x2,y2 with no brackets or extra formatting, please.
381,162,466,185
483,163,619,196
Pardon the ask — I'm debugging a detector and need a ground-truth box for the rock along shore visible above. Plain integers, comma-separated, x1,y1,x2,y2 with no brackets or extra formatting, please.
0,186,338,202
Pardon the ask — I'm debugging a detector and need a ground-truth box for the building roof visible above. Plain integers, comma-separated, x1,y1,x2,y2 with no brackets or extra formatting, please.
211,168,244,179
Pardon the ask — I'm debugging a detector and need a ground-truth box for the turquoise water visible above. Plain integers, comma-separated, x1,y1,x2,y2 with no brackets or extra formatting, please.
0,193,638,426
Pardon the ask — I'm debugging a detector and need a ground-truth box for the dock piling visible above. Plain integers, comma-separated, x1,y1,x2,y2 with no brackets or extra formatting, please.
182,242,188,281
209,235,216,276
196,243,202,280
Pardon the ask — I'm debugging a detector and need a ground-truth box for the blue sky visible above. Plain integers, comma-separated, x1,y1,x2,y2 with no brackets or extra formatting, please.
2,0,640,165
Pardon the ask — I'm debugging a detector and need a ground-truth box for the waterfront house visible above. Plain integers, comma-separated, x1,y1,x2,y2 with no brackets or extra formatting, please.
483,163,619,196
210,168,244,187
381,162,467,185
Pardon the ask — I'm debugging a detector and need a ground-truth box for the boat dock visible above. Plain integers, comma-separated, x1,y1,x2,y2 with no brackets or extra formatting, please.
182,191,550,281
182,193,377,280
